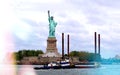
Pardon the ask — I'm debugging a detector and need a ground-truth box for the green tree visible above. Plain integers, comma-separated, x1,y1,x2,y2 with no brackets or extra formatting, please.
70,51,80,57
70,51,101,62
79,51,89,61
14,49,44,61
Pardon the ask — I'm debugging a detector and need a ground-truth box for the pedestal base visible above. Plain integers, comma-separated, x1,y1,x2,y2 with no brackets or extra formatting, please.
42,37,61,57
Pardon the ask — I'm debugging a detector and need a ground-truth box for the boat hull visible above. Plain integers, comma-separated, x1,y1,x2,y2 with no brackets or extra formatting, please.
34,62,100,70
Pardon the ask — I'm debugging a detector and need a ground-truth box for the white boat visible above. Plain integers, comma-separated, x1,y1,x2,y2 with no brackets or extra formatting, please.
59,59,70,67
48,62,58,67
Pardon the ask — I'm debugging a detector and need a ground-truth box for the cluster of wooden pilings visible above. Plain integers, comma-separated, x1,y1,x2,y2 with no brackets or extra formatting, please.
61,32,101,61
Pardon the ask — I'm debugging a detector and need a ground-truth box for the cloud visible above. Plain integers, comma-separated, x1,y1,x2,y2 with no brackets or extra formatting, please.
93,0,120,8
2,0,120,58
12,18,48,51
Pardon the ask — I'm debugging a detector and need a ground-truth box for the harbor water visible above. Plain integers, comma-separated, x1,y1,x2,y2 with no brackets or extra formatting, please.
0,65,120,75
16,65,120,75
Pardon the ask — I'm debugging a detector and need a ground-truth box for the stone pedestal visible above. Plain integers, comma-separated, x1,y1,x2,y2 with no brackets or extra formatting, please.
46,37,57,53
42,37,61,57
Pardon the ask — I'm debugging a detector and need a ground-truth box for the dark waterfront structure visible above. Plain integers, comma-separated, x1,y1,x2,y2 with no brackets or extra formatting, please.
94,32,101,61
98,34,100,55
67,34,70,58
94,32,97,61
94,32,97,56
62,33,64,59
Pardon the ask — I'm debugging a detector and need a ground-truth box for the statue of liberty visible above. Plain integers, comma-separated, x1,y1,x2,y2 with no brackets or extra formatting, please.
48,10,57,37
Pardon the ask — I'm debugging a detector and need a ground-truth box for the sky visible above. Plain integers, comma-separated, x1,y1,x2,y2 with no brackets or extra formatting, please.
1,0,120,58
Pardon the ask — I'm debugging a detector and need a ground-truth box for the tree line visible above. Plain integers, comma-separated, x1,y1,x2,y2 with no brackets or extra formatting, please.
14,49,101,62
69,51,101,62
14,49,43,60
14,49,120,64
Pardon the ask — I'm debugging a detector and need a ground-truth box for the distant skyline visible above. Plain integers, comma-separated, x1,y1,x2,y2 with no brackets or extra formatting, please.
1,0,120,58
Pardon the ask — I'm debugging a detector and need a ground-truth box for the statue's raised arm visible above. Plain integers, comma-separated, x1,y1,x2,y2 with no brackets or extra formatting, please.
48,10,50,19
